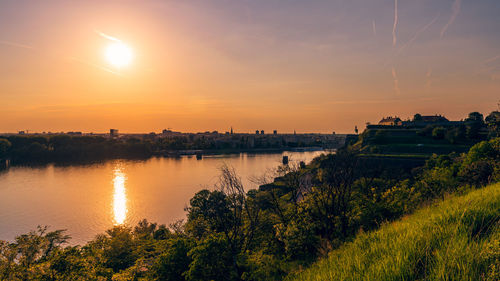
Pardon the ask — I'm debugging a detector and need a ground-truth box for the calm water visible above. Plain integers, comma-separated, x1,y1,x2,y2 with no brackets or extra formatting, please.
0,151,324,245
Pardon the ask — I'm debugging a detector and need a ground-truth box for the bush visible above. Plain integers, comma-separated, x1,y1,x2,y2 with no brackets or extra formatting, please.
186,234,239,281
432,127,446,140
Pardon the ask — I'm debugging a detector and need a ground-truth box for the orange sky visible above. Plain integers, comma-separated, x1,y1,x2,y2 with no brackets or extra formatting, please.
1,0,499,133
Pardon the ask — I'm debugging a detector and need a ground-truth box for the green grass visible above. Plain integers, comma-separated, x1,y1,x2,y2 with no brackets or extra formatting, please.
288,182,500,281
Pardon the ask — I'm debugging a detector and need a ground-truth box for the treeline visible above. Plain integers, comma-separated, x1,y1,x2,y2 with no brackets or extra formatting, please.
0,135,154,164
0,134,325,165
417,111,499,143
0,137,498,280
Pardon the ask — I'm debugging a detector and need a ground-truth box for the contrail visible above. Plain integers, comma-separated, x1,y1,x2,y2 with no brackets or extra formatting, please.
425,67,432,89
0,40,34,50
440,0,461,38
95,30,121,42
372,20,377,36
398,14,439,55
392,66,400,95
393,0,398,46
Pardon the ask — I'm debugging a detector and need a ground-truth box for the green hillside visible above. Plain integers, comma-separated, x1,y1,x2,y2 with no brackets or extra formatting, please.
288,182,500,281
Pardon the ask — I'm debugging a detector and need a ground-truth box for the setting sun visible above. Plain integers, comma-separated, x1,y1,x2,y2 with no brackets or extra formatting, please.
105,42,133,68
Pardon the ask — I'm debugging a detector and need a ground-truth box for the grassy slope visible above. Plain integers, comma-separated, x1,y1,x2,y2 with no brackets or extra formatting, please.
289,183,500,281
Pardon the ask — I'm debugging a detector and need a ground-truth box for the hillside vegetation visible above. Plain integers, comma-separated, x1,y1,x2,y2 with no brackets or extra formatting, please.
0,137,498,280
289,182,500,281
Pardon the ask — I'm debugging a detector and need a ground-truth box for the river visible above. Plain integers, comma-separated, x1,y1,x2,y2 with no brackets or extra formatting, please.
0,151,325,245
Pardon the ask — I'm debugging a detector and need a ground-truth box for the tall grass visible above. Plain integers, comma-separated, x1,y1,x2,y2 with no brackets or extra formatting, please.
288,183,500,281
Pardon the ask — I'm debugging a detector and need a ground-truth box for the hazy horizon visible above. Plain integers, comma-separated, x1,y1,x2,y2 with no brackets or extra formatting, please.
1,0,499,134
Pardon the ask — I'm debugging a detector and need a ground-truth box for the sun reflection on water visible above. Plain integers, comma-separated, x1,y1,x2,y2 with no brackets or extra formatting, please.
113,167,127,225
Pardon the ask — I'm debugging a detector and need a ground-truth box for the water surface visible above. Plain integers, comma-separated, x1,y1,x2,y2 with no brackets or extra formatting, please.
0,151,323,244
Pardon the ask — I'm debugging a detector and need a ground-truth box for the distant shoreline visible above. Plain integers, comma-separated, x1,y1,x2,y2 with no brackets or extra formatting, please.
0,148,331,169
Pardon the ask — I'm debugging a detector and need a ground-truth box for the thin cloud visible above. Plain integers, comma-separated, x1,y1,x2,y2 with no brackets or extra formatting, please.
0,40,34,50
1,39,120,76
372,20,377,36
392,66,401,95
95,30,121,42
440,0,461,38
398,14,439,55
68,57,122,76
392,0,398,46
484,55,500,64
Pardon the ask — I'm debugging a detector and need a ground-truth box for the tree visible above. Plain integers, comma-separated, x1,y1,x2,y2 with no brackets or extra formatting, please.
186,234,239,281
186,190,233,237
151,238,194,281
413,113,423,122
0,139,10,158
485,111,500,138
466,112,484,123
464,112,486,140
101,226,137,272
185,165,261,279
302,151,359,241
0,226,70,280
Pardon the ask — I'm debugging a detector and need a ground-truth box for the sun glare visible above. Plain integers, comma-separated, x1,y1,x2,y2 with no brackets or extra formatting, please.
105,42,133,68
113,167,127,225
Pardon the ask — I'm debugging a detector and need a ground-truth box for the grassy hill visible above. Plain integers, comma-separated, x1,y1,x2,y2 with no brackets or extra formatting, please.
288,182,500,281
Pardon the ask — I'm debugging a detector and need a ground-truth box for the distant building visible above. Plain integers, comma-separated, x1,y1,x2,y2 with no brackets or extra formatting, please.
230,127,233,134
260,130,265,135
378,117,402,126
18,131,25,135
273,130,277,135
110,129,119,137
67,131,82,136
367,114,457,129
419,115,449,123
255,130,260,135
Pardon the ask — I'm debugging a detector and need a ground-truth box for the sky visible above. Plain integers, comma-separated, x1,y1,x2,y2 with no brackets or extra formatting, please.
0,0,499,134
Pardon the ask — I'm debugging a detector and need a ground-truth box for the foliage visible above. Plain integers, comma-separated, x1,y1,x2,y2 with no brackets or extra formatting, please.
185,234,240,281
0,138,499,280
151,238,194,281
288,182,500,281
